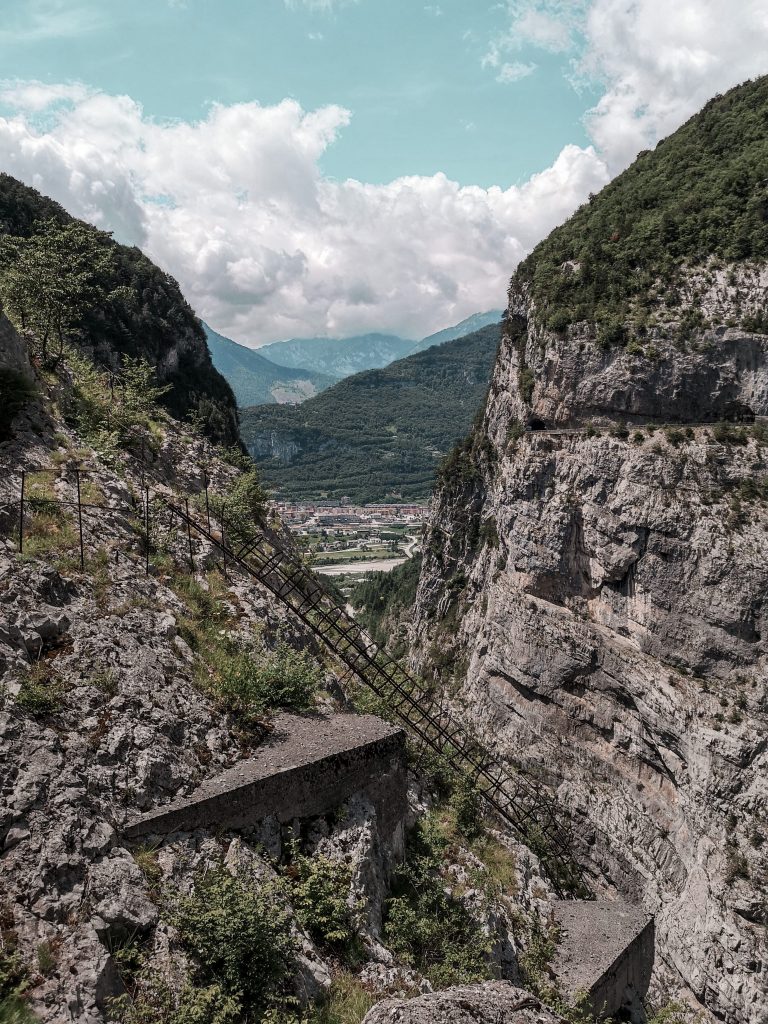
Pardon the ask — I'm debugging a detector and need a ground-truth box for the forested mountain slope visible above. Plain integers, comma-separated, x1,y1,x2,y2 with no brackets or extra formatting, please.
0,174,238,444
240,322,501,503
258,332,413,378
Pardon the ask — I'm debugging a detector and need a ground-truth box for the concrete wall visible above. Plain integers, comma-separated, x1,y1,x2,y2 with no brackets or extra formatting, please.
124,713,408,852
552,901,655,1022
589,917,655,1022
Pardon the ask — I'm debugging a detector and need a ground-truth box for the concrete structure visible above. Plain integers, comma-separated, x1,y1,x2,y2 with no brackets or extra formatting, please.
552,901,654,1022
124,712,407,848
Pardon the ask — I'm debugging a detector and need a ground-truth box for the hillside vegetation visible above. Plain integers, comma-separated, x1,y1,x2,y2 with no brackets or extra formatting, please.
240,323,501,503
0,174,238,443
521,76,768,339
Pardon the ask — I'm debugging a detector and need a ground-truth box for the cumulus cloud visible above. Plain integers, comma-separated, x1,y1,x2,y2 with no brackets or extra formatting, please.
580,0,768,170
0,89,609,344
496,61,538,84
2,1,765,347
487,0,768,172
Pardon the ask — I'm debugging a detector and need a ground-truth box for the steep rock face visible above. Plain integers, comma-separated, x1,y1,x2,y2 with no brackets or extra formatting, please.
414,302,768,1023
503,283,768,428
0,314,33,379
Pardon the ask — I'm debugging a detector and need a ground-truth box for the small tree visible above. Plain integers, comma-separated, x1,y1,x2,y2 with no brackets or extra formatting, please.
0,219,116,366
119,355,172,421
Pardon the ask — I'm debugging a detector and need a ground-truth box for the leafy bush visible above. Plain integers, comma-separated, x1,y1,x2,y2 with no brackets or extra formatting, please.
518,366,535,404
284,850,357,950
220,470,267,543
506,420,525,444
15,663,63,716
713,421,749,445
383,815,492,988
110,980,239,1024
448,777,483,841
213,639,321,724
173,869,296,1019
0,926,34,1024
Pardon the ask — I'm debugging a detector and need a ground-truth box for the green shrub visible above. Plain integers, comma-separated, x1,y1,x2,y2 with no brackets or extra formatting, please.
213,640,321,723
547,309,571,335
506,420,525,445
15,663,63,716
110,980,239,1024
383,815,492,988
713,421,748,445
284,850,357,950
478,517,499,550
0,931,34,1024
518,366,535,404
448,776,483,841
220,470,267,543
665,427,686,447
597,317,627,349
173,869,296,1019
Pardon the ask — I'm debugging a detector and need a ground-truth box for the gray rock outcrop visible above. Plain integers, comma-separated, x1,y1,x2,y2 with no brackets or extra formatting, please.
413,272,768,1024
362,983,567,1024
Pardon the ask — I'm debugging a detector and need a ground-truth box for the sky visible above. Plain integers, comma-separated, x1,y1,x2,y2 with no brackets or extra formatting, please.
0,0,766,346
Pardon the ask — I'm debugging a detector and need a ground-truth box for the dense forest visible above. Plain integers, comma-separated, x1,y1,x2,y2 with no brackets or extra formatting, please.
520,76,768,339
0,174,238,444
353,555,422,648
239,323,501,503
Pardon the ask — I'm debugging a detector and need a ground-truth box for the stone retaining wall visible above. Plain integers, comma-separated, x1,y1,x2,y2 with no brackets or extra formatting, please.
124,713,408,851
552,901,655,1022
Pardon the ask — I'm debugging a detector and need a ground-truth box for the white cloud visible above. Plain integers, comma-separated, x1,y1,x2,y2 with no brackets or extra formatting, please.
0,81,92,112
0,88,608,344
0,1,105,43
284,0,359,11
487,0,768,172
2,2,764,348
580,0,768,171
496,61,537,84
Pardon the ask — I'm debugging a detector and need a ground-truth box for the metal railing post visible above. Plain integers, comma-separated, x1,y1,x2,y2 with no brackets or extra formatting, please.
145,486,150,574
75,467,85,570
18,470,25,553
221,507,227,578
185,498,194,572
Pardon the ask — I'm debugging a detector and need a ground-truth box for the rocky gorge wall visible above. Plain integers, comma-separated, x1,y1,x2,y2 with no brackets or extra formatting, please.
499,277,768,430
413,286,768,1024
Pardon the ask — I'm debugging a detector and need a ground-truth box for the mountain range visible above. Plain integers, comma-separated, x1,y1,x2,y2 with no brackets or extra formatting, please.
206,311,503,408
239,321,501,503
203,324,337,407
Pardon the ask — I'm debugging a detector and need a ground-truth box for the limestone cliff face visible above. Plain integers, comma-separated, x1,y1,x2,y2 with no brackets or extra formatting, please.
413,281,768,1023
502,271,768,429
0,314,33,380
